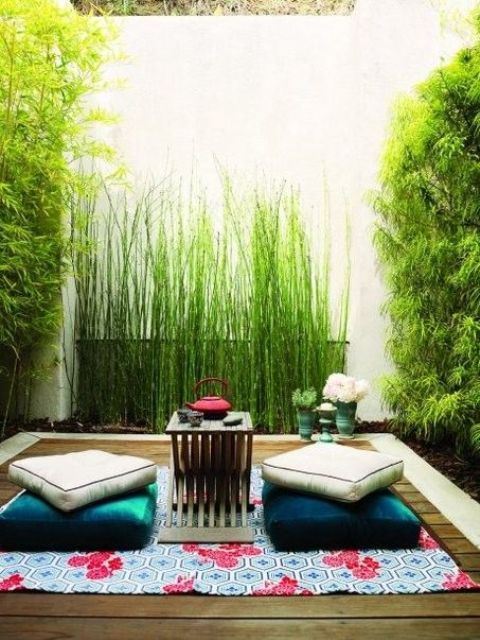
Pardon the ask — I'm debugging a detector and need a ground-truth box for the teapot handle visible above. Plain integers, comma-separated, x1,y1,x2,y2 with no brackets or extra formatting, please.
194,377,229,396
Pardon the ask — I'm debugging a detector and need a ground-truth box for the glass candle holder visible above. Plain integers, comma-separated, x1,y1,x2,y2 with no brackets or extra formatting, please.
317,403,336,443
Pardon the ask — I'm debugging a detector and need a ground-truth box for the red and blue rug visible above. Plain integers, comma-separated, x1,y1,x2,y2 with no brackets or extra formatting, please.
0,467,478,595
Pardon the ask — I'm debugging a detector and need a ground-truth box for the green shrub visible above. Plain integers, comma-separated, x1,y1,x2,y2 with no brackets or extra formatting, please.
373,13,480,455
0,0,116,428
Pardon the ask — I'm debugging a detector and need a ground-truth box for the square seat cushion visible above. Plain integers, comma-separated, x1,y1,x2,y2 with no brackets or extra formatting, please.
0,482,158,551
262,443,403,503
8,450,157,512
262,481,421,551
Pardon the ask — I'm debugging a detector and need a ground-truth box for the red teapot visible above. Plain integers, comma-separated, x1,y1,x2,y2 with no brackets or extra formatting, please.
186,378,232,419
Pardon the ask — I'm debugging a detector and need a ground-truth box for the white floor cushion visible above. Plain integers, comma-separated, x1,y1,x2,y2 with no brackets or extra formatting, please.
262,443,403,502
8,450,157,512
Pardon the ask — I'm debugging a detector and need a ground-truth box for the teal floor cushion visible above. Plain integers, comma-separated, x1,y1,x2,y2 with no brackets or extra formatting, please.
0,482,157,551
262,481,421,551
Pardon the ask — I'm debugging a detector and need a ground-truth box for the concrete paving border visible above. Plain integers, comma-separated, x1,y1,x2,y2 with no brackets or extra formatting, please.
1,431,479,549
372,433,480,550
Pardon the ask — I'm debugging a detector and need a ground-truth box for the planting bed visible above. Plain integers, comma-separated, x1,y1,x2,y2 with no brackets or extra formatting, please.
356,422,480,505
72,0,355,16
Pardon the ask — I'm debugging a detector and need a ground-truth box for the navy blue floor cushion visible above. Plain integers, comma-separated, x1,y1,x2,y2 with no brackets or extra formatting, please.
0,482,157,551
262,481,421,551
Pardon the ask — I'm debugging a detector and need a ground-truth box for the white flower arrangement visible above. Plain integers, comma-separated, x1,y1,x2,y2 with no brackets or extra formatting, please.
322,373,369,404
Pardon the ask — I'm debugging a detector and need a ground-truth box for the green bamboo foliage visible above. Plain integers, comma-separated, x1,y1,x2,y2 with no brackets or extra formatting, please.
72,179,349,431
0,0,117,429
372,12,480,455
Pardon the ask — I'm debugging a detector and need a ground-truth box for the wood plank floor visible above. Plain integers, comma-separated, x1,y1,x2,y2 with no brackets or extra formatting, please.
0,437,479,640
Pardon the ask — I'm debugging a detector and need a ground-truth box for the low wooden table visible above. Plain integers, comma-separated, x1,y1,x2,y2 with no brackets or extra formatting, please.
158,411,254,543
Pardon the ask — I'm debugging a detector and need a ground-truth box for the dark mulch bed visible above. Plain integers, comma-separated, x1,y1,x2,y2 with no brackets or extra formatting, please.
355,420,480,504
2,417,479,504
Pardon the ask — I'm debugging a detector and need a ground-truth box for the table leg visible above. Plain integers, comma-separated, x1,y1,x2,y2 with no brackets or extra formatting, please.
159,415,254,543
186,434,198,527
241,474,248,528
208,434,217,527
176,474,184,527
230,433,237,527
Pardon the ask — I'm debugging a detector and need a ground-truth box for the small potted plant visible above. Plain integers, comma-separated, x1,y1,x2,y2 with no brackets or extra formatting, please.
322,374,369,438
292,387,318,441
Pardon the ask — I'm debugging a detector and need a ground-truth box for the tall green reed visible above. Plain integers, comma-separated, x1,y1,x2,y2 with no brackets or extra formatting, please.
72,178,349,432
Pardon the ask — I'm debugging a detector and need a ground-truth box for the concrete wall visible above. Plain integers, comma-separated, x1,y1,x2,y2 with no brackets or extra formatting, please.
34,0,476,422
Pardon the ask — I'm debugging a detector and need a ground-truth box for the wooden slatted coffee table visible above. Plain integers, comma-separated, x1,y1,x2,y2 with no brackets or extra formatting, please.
158,411,254,543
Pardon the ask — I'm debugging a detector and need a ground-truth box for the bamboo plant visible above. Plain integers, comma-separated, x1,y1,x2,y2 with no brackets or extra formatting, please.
372,11,480,455
0,0,117,432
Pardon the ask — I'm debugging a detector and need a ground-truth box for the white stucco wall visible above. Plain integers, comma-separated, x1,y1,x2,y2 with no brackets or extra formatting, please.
32,0,477,421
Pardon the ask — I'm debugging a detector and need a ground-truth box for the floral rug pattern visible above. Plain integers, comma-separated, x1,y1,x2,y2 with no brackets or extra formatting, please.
0,467,478,595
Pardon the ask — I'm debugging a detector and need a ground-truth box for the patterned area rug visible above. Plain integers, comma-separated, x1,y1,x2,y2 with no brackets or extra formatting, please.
0,467,478,595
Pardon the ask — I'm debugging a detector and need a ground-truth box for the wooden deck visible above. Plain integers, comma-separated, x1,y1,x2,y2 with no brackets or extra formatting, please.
0,436,479,639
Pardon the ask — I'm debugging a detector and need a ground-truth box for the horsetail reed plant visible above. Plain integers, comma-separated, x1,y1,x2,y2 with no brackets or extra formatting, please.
72,178,349,432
